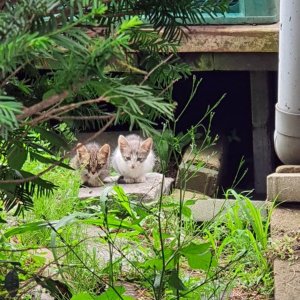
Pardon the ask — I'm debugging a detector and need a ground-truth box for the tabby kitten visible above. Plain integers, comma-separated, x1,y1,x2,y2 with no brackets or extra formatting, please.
70,143,110,187
112,134,155,183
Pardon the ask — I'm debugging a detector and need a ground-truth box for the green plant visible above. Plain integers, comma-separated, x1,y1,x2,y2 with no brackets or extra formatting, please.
204,189,274,295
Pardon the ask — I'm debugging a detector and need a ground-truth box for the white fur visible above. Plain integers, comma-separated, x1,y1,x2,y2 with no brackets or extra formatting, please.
112,147,155,181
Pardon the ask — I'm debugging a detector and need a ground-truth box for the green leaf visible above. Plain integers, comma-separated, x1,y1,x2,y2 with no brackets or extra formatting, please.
97,286,135,300
71,292,94,300
118,16,143,34
142,258,163,270
180,242,211,255
34,126,70,150
180,242,217,271
113,186,134,217
182,206,192,218
185,251,217,271
168,269,187,291
4,221,57,238
7,144,27,169
184,199,197,206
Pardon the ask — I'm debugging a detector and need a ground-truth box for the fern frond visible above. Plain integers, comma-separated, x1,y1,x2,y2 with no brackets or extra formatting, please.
0,96,22,138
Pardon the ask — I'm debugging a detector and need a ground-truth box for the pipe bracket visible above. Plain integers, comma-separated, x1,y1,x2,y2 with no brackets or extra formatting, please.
275,104,300,137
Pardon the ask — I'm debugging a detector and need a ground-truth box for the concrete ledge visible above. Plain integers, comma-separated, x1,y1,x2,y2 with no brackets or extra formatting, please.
267,173,300,202
79,173,174,203
171,190,266,222
179,24,279,53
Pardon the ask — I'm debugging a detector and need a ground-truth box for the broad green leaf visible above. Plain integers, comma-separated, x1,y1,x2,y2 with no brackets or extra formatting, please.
97,286,135,300
180,242,217,271
168,269,187,291
182,206,192,218
142,258,163,270
180,242,211,255
71,292,94,300
185,251,217,271
7,144,27,169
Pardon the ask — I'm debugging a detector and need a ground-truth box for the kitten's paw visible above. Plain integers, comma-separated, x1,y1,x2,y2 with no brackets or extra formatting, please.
134,176,146,183
117,176,135,184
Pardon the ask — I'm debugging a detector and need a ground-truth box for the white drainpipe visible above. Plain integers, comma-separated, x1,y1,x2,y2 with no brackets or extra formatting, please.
275,0,300,164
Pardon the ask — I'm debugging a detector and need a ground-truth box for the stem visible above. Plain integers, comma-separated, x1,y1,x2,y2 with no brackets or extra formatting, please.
104,201,114,286
156,174,166,300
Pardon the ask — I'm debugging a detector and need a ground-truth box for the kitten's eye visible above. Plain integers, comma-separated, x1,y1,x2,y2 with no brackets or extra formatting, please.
124,156,131,161
137,157,143,162
96,164,103,170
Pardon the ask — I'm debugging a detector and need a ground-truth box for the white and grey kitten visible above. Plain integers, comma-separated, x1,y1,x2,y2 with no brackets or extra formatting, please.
112,134,155,183
70,143,110,187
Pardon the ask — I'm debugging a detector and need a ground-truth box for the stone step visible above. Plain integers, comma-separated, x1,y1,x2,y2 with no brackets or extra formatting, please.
171,189,266,222
79,172,174,203
176,137,227,197
270,205,300,300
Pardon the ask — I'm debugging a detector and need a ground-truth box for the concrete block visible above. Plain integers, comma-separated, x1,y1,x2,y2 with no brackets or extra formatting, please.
79,172,174,203
176,138,226,197
267,173,300,202
171,189,266,222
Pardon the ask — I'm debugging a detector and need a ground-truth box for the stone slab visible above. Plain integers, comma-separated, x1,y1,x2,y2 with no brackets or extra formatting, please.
267,173,300,202
171,189,266,222
79,173,174,203
271,205,300,300
177,165,219,197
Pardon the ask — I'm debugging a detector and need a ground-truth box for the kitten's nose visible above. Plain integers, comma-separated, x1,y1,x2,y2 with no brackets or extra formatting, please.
131,165,135,169
91,171,96,174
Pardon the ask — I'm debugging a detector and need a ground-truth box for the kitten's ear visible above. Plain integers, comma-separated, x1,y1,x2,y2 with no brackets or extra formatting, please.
76,143,88,158
98,144,110,162
141,137,153,153
118,135,129,151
